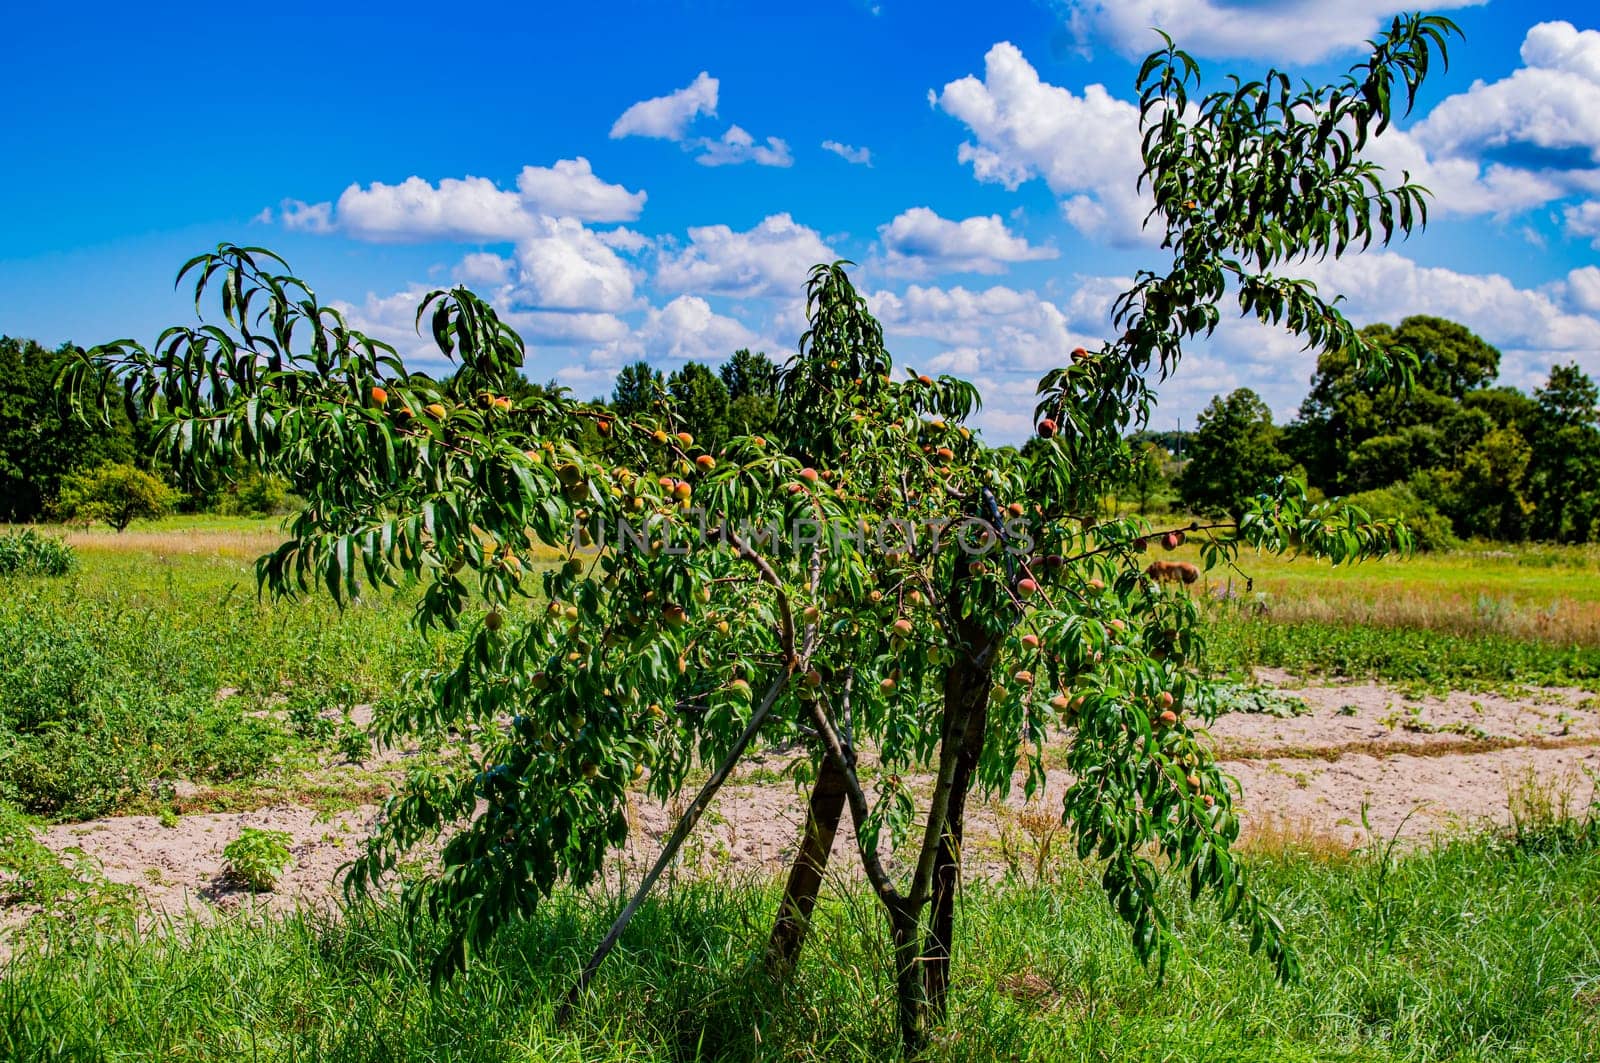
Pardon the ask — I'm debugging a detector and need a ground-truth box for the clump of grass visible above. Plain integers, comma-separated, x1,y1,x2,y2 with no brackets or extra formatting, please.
0,529,75,576
1505,766,1598,855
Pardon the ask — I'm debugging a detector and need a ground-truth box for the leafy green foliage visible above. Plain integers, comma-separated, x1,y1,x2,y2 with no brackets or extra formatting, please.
53,462,180,531
0,584,289,818
1201,682,1308,718
0,529,76,577
0,336,145,523
1179,389,1291,518
1338,483,1459,552
222,827,295,891
216,471,293,516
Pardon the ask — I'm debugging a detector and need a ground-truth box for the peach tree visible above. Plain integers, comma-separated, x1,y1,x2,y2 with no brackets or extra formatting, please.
61,13,1457,1052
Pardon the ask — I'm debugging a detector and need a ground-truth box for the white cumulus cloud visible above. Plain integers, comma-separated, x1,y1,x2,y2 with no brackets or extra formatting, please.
868,283,1101,374
515,158,646,222
1058,0,1484,64
1566,266,1600,314
277,158,649,244
655,213,836,299
1413,22,1600,166
877,207,1058,277
694,125,794,168
510,216,640,313
610,71,719,140
931,42,1150,245
280,199,335,234
1563,200,1600,248
330,176,534,243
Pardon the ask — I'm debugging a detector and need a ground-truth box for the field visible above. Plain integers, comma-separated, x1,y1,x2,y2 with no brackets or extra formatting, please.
2,518,1599,1060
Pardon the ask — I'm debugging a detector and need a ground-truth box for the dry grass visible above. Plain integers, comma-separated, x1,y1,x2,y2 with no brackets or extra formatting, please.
1190,541,1600,648
1234,813,1356,861
10,516,574,565
61,526,289,559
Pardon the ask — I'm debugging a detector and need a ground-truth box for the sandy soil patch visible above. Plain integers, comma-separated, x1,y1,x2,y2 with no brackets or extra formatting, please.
6,677,1598,939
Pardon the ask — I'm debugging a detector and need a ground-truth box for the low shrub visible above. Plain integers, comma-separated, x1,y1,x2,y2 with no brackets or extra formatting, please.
1340,483,1459,552
222,828,295,891
0,529,75,577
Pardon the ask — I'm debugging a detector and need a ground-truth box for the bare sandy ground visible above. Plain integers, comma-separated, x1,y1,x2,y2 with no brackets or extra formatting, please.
5,675,1597,939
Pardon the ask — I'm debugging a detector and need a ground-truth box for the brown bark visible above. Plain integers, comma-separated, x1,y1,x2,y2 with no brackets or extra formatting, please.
765,755,849,976
921,624,995,1020
890,901,928,1054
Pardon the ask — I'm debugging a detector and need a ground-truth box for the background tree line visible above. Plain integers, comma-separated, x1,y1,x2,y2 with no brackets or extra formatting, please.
1177,315,1600,546
1,335,783,526
8,323,1598,546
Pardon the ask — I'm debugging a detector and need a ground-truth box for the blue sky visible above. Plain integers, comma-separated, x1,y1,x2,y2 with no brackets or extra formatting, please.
3,0,1598,442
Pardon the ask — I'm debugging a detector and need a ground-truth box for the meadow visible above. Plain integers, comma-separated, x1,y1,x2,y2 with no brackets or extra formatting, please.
1,518,1598,1060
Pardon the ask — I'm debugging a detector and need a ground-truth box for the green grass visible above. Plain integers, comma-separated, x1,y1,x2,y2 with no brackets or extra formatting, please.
1187,540,1600,691
2,831,1596,1061
1203,615,1600,692
0,531,447,819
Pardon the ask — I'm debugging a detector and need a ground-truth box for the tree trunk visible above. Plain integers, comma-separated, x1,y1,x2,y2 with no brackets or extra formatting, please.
921,622,995,1021
890,902,928,1055
765,755,848,976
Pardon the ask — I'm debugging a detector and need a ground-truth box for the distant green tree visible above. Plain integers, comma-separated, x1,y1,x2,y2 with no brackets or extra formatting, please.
0,337,141,522
1461,386,1536,437
610,361,664,418
53,462,179,532
1526,363,1600,542
217,472,292,517
719,349,778,400
1119,441,1170,514
1288,317,1500,493
1422,426,1534,541
720,349,779,438
1180,389,1290,517
1379,316,1500,400
666,362,730,450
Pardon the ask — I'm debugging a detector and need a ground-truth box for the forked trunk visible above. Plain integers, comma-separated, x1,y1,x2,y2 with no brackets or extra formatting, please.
765,755,849,975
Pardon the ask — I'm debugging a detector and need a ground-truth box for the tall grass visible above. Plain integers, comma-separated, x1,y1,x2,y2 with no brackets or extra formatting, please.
0,539,453,819
2,831,1596,1060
